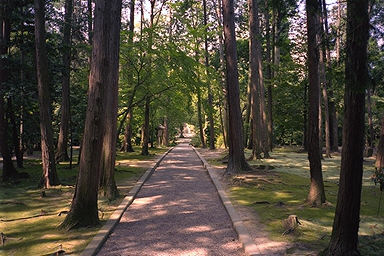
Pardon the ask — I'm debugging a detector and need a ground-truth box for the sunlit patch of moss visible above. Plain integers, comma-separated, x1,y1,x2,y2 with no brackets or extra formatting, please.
0,146,167,256
224,147,384,254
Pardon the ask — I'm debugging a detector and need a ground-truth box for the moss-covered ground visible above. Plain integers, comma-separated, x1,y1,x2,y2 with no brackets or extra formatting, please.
209,147,384,255
0,146,167,256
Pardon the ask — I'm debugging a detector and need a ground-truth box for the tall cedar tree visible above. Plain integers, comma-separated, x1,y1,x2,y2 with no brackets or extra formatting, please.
99,0,123,200
34,0,60,188
222,0,251,174
249,0,262,159
56,0,73,162
249,0,269,160
0,1,18,181
328,0,369,254
306,0,326,206
122,0,135,153
203,0,215,150
60,0,122,230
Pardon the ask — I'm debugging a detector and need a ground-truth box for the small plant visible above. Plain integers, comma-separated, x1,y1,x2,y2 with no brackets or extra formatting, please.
371,168,384,216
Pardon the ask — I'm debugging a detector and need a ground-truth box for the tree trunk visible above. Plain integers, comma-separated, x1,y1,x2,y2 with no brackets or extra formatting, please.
141,96,150,156
56,0,73,162
303,82,308,151
265,0,273,152
376,116,384,169
123,109,134,152
0,1,18,181
99,0,121,200
88,0,93,45
366,89,374,156
249,0,261,160
7,99,23,168
305,0,326,206
162,116,169,146
34,0,59,188
60,0,122,230
321,0,338,153
203,0,215,150
327,0,369,254
223,0,251,174
197,85,206,148
121,0,135,153
249,0,269,159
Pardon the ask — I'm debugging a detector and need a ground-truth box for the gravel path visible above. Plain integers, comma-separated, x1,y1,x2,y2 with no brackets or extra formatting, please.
98,142,244,256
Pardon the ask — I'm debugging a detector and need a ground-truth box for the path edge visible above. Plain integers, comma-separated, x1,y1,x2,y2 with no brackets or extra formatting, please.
192,147,261,256
80,147,174,256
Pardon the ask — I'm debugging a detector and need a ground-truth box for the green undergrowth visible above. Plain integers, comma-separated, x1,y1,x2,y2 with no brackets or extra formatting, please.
0,146,167,256
211,147,384,255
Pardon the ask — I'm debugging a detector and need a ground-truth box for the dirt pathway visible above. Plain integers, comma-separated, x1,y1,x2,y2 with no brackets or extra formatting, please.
98,141,244,256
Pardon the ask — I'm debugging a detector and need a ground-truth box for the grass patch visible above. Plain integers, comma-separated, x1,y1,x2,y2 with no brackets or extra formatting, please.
0,146,168,256
214,147,384,254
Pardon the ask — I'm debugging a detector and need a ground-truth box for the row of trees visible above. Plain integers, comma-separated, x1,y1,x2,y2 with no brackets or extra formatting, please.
0,0,383,254
221,0,378,254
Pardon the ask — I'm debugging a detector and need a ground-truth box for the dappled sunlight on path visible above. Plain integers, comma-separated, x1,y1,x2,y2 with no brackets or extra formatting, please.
98,142,244,256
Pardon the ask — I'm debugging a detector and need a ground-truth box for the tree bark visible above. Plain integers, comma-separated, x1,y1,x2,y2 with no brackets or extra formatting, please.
60,0,122,230
327,0,369,254
56,0,73,162
222,0,251,174
34,0,59,188
306,0,326,206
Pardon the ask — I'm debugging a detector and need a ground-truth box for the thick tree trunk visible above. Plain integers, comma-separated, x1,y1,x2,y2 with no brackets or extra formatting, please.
60,0,122,230
34,0,59,188
327,0,369,254
56,0,73,162
306,0,326,206
222,0,251,174
141,96,150,156
99,0,121,200
249,0,269,159
376,116,384,169
249,0,261,160
203,0,215,150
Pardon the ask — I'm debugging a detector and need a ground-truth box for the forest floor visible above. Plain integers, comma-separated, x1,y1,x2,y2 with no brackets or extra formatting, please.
198,147,384,256
0,146,168,256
